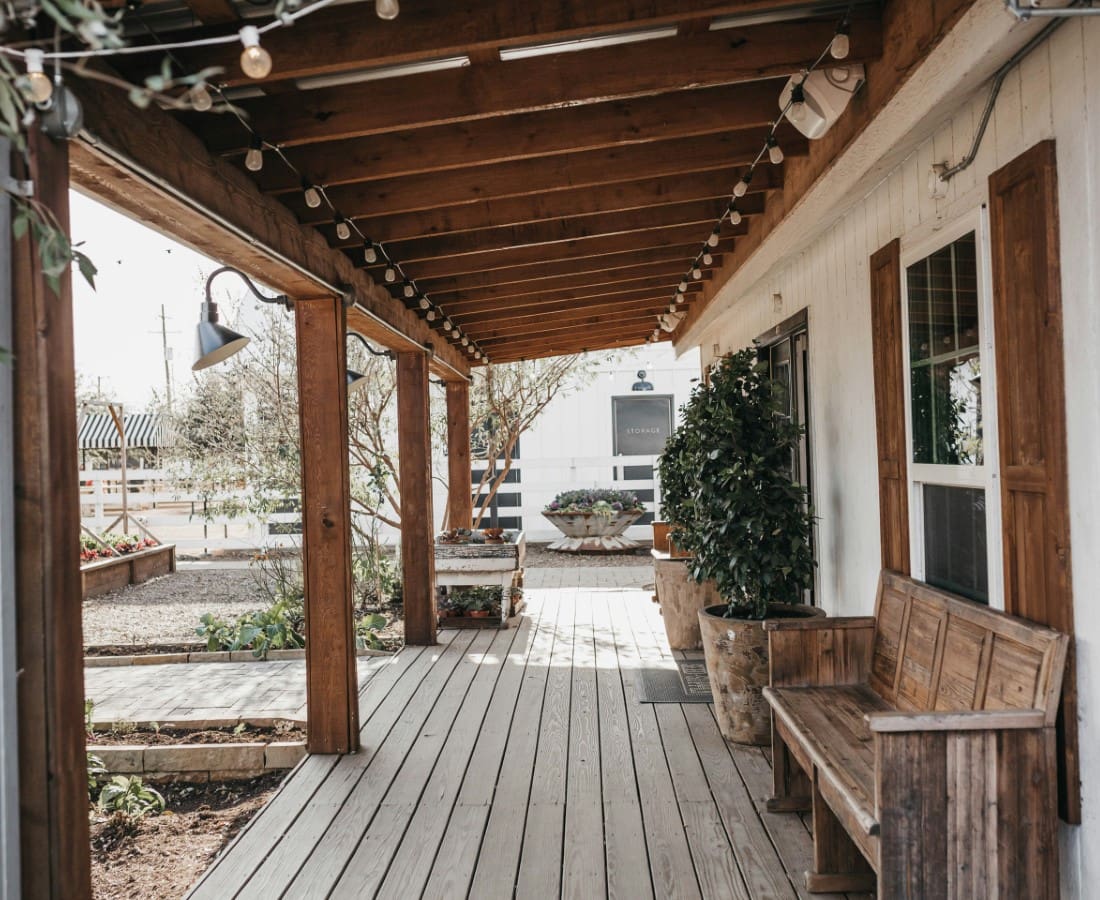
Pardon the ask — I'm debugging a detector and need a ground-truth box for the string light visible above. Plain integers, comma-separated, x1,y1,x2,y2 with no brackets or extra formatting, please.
363,242,378,264
21,49,53,104
442,319,453,331
238,26,273,80
376,0,400,20
788,81,808,123
702,251,713,265
691,264,702,280
706,226,720,248
461,336,469,346
334,216,351,241
244,134,264,172
767,136,784,164
303,181,322,208
189,82,213,112
425,310,436,321
732,170,752,198
675,291,685,303
451,328,461,339
383,264,398,283
678,279,688,293
402,281,416,299
727,205,743,226
418,296,430,310
831,21,851,60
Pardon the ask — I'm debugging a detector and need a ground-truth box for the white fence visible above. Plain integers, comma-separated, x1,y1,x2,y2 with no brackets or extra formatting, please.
79,454,664,554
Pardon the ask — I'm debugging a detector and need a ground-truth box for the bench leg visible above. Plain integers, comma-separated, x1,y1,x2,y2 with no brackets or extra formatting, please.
767,717,811,813
805,775,875,894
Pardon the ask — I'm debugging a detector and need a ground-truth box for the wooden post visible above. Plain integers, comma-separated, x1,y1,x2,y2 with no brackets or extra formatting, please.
445,380,472,531
397,351,437,645
11,132,92,898
294,297,359,754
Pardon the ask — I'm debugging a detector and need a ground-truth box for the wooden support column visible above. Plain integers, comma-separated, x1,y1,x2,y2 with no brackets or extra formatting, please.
445,381,472,530
397,351,436,645
295,297,359,754
11,132,92,898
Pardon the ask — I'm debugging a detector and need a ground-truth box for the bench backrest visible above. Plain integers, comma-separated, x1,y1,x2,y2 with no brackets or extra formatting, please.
870,570,1067,723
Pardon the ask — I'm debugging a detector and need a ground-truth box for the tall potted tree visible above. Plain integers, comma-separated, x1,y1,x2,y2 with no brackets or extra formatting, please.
652,404,719,650
676,349,819,744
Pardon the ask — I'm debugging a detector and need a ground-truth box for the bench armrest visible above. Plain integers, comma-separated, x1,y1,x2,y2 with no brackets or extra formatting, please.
768,618,876,687
764,616,876,632
867,709,1047,733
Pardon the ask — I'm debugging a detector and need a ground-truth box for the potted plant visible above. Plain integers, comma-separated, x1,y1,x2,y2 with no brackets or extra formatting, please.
542,489,647,553
674,349,819,744
652,422,719,650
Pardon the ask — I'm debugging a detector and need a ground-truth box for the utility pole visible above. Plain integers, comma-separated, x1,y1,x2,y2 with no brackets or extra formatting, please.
158,305,174,411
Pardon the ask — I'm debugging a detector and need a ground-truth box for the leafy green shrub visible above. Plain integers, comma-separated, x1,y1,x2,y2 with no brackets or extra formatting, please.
356,613,387,650
352,547,400,607
97,776,165,820
87,753,107,799
196,599,305,658
660,349,814,619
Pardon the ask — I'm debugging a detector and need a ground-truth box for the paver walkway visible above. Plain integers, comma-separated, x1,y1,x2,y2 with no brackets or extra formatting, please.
84,566,652,726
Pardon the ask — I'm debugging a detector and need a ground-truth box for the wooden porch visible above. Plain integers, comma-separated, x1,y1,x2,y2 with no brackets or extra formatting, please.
188,575,862,899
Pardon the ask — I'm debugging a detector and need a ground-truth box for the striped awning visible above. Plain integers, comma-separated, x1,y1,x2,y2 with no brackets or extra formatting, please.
77,413,166,450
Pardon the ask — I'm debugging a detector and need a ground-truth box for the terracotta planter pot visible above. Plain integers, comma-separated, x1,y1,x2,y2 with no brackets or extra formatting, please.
698,603,825,745
468,609,491,618
653,559,718,650
652,521,670,553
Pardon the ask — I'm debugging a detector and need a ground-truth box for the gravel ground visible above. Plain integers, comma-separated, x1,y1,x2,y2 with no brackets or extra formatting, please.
83,571,273,646
83,545,651,647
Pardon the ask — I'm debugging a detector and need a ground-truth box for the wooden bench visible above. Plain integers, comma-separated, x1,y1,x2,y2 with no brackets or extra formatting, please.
763,570,1069,898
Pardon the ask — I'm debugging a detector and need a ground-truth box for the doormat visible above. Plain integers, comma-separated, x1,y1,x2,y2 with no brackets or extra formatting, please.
636,659,713,703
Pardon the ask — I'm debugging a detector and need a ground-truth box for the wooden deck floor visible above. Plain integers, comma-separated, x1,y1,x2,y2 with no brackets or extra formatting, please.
188,580,863,900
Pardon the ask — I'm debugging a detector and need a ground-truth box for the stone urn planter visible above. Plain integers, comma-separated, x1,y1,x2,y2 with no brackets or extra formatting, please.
543,509,644,553
698,603,825,745
652,555,719,650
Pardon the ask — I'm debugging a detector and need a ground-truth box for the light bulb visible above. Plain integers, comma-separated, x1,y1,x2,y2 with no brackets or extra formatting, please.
384,265,397,282
692,266,702,280
788,83,807,122
678,280,688,293
426,310,436,321
668,302,677,313
467,345,476,354
22,50,53,105
443,319,453,331
702,252,713,265
190,83,213,112
363,243,378,264
303,183,322,208
376,0,399,19
244,135,264,172
461,336,469,346
403,282,416,298
451,328,461,339
675,292,685,304
733,177,749,198
239,26,273,79
418,297,430,309
830,25,850,60
707,228,720,248
728,208,743,226
334,217,351,240
767,137,784,164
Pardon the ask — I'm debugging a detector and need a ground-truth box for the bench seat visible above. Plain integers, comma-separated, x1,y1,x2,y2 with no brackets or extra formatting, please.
763,570,1070,898
764,684,888,838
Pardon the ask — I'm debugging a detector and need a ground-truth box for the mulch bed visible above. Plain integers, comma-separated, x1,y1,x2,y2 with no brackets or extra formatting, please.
90,774,284,899
88,725,305,746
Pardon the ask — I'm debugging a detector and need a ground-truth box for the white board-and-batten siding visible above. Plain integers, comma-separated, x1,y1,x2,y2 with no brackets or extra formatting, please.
689,15,1100,898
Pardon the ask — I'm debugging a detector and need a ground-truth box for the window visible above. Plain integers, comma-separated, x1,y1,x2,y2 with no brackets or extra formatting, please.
902,219,1000,607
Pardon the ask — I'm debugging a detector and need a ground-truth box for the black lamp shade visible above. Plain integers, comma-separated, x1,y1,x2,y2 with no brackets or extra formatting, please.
347,368,369,393
193,320,250,371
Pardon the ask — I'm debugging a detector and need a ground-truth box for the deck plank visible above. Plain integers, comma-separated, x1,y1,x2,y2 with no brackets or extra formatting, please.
612,594,703,900
593,594,655,900
514,591,576,899
466,594,564,900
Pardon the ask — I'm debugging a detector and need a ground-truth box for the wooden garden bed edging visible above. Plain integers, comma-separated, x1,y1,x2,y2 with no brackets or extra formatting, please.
81,543,176,600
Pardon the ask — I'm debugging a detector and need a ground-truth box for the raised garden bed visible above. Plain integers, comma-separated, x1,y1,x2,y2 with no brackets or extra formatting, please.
82,543,177,600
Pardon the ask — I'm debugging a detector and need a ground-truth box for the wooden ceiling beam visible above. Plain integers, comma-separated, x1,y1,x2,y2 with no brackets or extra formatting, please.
255,81,784,192
366,227,735,281
332,199,743,263
296,131,794,222
473,313,661,344
488,332,664,363
426,264,711,304
475,318,663,350
189,19,879,151
182,0,239,25
441,276,706,316
416,245,720,292
348,170,774,243
145,1,862,89
450,293,685,326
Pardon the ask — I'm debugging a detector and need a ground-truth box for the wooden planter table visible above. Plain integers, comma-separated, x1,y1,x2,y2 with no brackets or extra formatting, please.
434,532,525,628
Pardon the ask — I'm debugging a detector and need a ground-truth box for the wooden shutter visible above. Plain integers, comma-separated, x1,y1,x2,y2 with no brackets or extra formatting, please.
869,239,910,574
988,139,1079,823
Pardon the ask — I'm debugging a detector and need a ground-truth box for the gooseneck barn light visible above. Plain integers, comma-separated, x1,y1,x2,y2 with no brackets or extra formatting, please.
192,266,289,371
346,331,394,393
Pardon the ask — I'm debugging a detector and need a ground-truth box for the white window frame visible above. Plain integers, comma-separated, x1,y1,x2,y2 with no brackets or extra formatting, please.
899,207,1003,609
